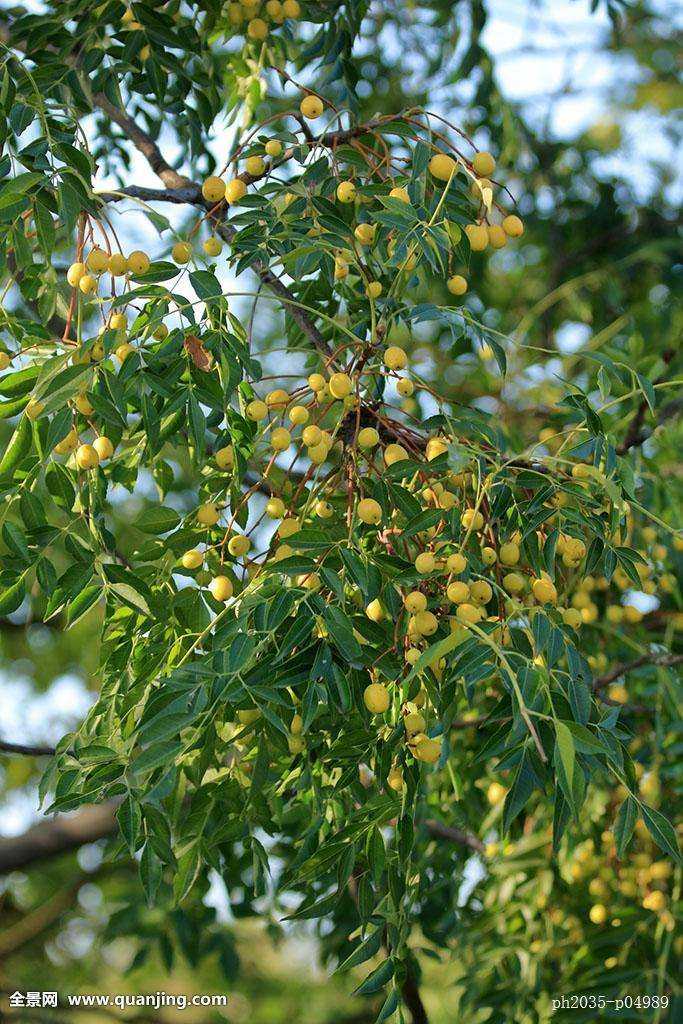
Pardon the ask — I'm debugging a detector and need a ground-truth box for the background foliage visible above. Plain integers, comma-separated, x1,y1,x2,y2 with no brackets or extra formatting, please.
0,1,680,1022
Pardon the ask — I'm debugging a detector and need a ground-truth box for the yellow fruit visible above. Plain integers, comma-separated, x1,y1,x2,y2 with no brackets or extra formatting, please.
589,904,607,925
447,581,470,604
481,546,496,566
197,502,221,526
487,781,507,805
404,712,426,736
334,257,348,280
270,427,291,451
397,378,414,397
502,214,524,237
358,497,382,524
608,683,628,704
364,682,390,713
247,16,268,39
116,343,134,362
127,250,150,275
384,443,408,466
215,445,234,469
488,224,507,249
389,186,409,202
266,0,283,19
456,603,482,624
405,648,421,665
54,429,78,455
278,518,300,538
202,176,226,202
329,372,352,399
354,223,375,246
561,607,582,629
225,178,247,204
203,237,222,257
75,443,99,470
464,224,488,251
446,274,468,296
414,610,438,636
93,436,114,461
265,139,283,157
307,373,325,392
315,500,334,518
426,436,448,461
139,44,151,61
461,508,484,532
472,151,496,177
404,591,427,614
245,155,265,177
282,0,300,15
228,534,251,557
74,394,94,416
182,549,203,570
336,180,356,203
429,153,457,181
246,399,268,421
470,580,492,605
86,247,109,273
499,542,520,566
301,425,321,447
300,95,324,119
446,553,467,574
238,708,260,726
0,351,12,370
412,734,442,763
357,427,379,448
108,253,128,275
532,578,558,604
384,345,407,370
109,313,127,332
266,497,286,518
366,598,384,622
78,274,96,295
209,576,233,602
415,552,435,574
308,442,328,464
288,405,309,426
172,241,192,264
387,767,404,791
366,281,382,299
265,388,289,409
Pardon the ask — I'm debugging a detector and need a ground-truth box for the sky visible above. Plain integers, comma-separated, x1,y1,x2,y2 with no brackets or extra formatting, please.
0,0,679,836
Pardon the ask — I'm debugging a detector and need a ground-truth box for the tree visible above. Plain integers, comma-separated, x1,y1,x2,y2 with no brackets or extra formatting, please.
0,2,680,1021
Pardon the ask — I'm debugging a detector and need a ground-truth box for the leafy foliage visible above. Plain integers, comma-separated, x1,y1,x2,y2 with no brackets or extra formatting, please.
0,1,680,1020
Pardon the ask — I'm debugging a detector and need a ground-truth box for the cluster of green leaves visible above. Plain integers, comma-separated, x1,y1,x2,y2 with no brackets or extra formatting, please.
0,2,681,1021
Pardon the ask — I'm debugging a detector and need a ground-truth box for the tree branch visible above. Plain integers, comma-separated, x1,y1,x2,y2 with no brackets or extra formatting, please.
424,819,485,853
593,652,683,691
0,740,56,757
0,802,119,875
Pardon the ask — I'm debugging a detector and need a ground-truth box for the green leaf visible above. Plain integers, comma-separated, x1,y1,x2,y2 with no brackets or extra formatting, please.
0,578,26,615
353,957,394,996
640,803,680,861
0,414,32,479
134,506,181,534
117,795,141,855
554,720,575,792
614,796,638,858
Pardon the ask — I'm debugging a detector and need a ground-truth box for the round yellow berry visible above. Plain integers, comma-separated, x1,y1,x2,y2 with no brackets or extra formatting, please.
300,95,324,119
364,682,390,714
202,176,226,202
